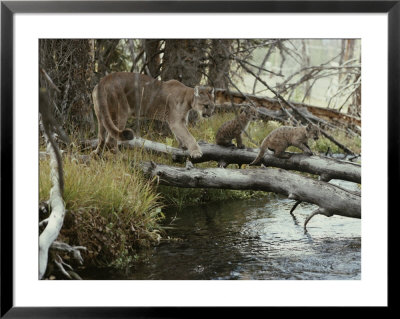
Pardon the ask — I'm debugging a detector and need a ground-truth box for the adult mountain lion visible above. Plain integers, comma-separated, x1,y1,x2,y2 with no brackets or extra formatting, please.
92,72,215,158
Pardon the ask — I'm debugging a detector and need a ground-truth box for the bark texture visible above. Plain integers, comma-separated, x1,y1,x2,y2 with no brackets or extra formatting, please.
83,137,361,184
141,162,361,220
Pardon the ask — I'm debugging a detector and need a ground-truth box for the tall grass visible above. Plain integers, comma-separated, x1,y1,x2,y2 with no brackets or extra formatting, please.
39,154,164,268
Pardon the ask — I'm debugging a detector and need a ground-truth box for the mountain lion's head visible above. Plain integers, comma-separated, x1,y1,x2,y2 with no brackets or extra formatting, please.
193,86,215,118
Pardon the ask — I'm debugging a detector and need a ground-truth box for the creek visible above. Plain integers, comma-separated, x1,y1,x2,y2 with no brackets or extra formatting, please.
82,183,361,280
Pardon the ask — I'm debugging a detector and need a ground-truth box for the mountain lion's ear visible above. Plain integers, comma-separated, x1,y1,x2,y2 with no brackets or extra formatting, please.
194,86,200,97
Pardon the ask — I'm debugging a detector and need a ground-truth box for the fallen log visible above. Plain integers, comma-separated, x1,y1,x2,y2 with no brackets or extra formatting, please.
188,142,361,184
223,104,339,131
82,137,361,184
140,162,361,228
216,103,288,123
214,88,361,128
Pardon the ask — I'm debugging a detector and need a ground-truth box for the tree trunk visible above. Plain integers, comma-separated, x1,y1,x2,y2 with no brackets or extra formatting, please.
161,39,207,86
301,40,311,101
208,39,232,88
161,39,208,124
343,39,355,62
39,39,95,133
95,39,121,75
143,39,162,78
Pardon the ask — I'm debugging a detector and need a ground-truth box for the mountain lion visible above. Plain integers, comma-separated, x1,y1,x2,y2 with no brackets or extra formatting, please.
250,123,320,165
92,72,215,158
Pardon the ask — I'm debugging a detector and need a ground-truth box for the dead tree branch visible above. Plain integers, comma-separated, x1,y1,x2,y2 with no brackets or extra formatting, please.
237,60,358,155
39,103,66,279
39,88,84,279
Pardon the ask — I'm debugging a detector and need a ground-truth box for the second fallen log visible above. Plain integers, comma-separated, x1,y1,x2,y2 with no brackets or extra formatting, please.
141,162,361,220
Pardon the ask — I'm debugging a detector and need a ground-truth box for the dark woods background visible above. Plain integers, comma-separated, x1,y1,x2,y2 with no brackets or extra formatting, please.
39,39,361,135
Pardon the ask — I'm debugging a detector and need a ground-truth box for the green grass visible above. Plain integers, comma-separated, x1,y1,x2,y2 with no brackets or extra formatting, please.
39,153,164,268
157,185,265,210
314,130,361,155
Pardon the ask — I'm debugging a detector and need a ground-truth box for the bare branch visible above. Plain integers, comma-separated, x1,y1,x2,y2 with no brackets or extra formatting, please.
237,60,358,155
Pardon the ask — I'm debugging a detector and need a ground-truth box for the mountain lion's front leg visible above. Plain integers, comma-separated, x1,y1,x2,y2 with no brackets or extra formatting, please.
169,121,202,158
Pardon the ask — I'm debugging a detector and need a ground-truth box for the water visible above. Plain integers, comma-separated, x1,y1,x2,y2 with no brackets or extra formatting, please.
82,191,361,280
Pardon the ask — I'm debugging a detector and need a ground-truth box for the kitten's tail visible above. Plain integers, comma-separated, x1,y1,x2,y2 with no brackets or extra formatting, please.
250,147,266,165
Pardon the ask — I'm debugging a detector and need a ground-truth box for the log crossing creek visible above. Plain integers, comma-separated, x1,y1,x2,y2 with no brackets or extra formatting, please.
82,181,361,280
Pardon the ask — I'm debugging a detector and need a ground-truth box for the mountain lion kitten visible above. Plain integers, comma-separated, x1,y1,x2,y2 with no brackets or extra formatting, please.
250,123,319,165
215,107,258,149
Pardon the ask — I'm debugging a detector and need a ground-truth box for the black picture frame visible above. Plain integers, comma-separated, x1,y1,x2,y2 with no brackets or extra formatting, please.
1,1,394,317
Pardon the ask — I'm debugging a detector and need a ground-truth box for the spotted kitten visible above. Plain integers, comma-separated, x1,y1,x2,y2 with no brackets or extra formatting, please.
215,107,258,149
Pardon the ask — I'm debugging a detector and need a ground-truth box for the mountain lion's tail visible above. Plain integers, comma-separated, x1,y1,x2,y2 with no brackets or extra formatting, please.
93,84,134,141
96,84,134,141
